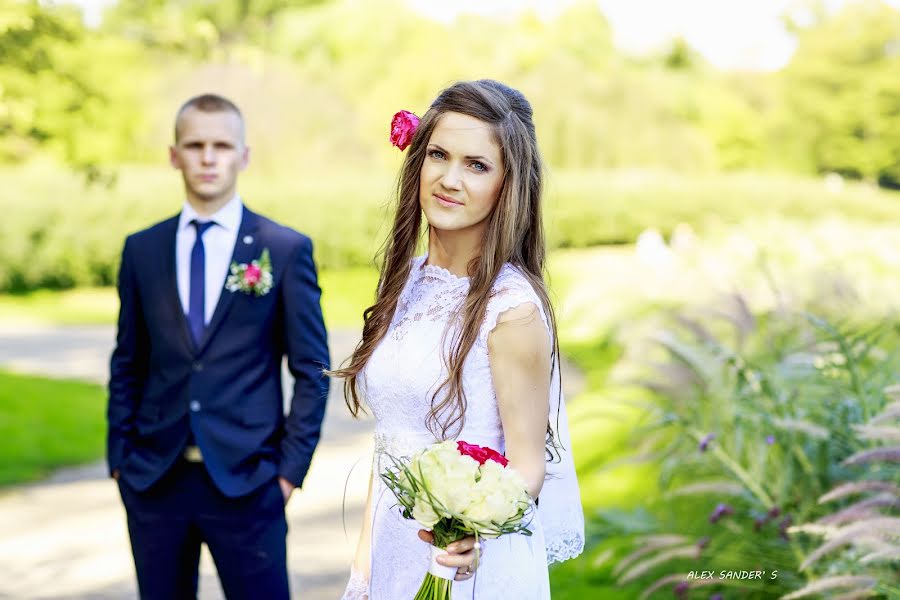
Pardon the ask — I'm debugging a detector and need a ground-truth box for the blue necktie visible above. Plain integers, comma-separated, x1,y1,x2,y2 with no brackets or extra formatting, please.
188,220,216,346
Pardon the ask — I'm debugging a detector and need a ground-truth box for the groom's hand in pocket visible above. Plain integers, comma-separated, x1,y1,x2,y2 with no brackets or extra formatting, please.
278,476,295,505
418,530,482,581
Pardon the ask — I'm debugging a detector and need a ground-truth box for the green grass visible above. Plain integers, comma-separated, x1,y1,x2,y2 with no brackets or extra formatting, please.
0,245,656,334
0,287,120,326
319,267,378,329
0,370,106,486
0,267,380,330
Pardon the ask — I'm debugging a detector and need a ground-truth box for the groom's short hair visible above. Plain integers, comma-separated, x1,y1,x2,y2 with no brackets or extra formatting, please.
174,94,245,143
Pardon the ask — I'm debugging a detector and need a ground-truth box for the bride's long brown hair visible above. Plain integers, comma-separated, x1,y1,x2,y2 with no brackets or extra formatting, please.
332,79,560,447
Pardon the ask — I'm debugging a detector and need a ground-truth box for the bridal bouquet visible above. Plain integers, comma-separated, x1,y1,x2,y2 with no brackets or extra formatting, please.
380,440,534,600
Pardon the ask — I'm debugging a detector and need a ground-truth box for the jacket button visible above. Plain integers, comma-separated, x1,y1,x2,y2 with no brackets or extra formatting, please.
192,361,203,372
189,400,201,412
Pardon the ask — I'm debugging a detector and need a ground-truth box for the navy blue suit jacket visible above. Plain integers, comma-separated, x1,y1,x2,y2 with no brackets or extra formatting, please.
107,206,330,497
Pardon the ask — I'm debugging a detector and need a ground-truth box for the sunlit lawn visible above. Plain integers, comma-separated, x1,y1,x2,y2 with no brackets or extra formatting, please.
0,370,106,487
0,287,120,326
0,267,380,331
0,249,628,333
319,267,379,329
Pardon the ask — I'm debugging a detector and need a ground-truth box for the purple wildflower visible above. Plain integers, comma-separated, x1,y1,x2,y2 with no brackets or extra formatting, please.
710,595,723,600
765,435,776,445
778,515,792,541
675,581,690,599
699,433,716,452
753,505,781,532
695,535,710,557
709,503,734,524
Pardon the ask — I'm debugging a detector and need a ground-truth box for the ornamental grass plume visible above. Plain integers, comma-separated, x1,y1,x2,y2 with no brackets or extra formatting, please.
790,386,900,591
779,575,877,599
608,290,899,598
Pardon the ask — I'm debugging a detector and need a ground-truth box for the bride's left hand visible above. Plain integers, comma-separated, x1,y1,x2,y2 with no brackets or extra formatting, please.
418,530,483,581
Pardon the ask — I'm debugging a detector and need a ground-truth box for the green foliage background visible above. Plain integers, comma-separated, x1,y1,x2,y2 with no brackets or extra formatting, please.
2,0,900,292
4,0,900,177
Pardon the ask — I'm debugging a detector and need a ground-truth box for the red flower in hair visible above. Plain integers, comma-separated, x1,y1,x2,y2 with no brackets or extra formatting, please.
390,110,419,150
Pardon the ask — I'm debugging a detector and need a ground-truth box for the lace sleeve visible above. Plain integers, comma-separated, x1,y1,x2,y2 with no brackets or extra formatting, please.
340,566,369,600
478,269,551,350
480,268,585,565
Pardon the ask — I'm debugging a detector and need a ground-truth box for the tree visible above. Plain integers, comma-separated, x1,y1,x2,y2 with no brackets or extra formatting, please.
0,1,82,161
0,1,151,175
105,0,330,56
780,0,900,187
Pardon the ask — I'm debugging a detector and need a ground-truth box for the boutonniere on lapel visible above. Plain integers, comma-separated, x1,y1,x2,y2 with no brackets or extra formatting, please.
226,248,273,296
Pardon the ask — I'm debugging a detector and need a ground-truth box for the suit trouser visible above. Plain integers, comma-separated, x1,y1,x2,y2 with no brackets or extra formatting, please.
117,458,290,600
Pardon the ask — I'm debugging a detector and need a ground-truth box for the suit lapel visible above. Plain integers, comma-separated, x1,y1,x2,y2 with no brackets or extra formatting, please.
161,217,195,354
197,207,260,353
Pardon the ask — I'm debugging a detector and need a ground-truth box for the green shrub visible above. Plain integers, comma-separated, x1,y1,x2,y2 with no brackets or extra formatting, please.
3,164,899,293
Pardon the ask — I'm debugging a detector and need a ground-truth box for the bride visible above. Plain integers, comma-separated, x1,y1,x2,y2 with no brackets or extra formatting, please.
335,79,584,599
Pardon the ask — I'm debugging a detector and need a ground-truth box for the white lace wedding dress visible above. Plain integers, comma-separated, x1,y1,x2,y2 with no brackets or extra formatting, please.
341,256,584,600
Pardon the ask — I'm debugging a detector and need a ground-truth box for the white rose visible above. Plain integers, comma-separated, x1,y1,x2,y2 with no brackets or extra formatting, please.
463,461,529,525
429,471,478,515
412,496,441,528
431,460,480,514
464,489,516,523
501,469,529,505
424,441,463,467
411,442,480,515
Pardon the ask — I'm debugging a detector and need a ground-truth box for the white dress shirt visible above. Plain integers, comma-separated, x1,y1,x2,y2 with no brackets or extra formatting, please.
176,195,243,325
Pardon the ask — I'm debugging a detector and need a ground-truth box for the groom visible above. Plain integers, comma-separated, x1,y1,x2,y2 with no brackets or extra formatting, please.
107,93,330,599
